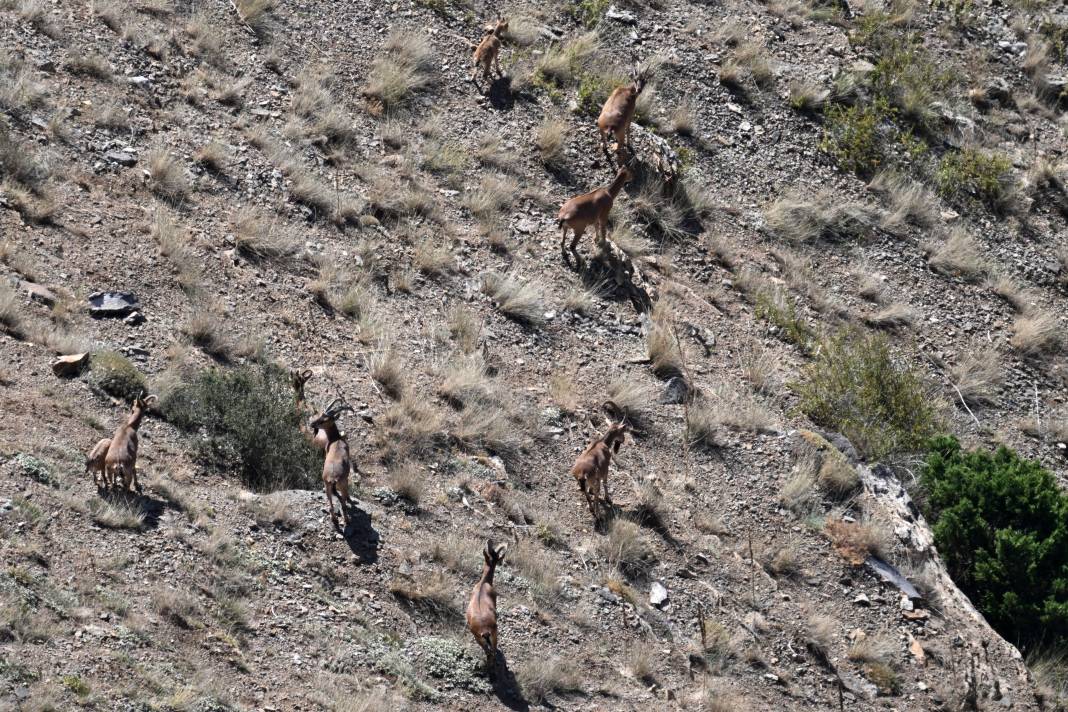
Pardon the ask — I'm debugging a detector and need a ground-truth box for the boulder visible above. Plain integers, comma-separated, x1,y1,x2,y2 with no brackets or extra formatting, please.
52,353,89,377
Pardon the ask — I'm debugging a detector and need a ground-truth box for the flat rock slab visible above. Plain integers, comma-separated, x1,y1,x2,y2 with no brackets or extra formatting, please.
88,291,140,317
52,353,89,377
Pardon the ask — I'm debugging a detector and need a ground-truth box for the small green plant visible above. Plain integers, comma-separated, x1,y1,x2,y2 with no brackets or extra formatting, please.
820,101,888,176
14,454,55,487
88,351,147,402
754,287,814,350
935,148,1014,212
794,329,942,461
921,437,1068,651
162,364,320,491
576,72,622,117
62,674,90,697
567,0,610,27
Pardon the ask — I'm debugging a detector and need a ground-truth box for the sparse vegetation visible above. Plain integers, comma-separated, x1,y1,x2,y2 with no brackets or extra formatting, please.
363,30,436,114
795,329,942,460
162,364,320,491
535,118,568,170
1011,310,1062,357
936,148,1016,213
481,271,546,326
764,190,878,243
88,352,147,402
146,150,191,202
517,656,583,703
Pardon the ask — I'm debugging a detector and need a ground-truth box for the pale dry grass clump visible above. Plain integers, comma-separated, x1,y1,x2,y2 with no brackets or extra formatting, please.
517,657,583,704
147,149,191,202
376,394,447,462
764,190,878,242
413,238,454,276
388,461,423,505
824,518,889,565
605,377,653,431
787,80,828,112
232,208,295,259
535,31,598,86
600,518,657,579
548,371,579,413
535,117,568,169
926,227,988,282
388,571,456,617
481,271,546,326
465,174,517,221
89,495,146,530
949,348,1003,406
182,311,234,360
363,30,436,114
369,345,406,399
864,303,917,331
870,170,938,230
0,282,25,337
1011,310,1061,357
645,302,684,379
193,141,228,172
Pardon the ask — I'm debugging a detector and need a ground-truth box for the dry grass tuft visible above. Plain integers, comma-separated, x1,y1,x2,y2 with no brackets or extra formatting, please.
600,519,657,579
535,118,568,170
232,208,295,259
824,519,887,565
949,348,1003,406
465,174,517,221
447,305,482,354
413,238,454,276
764,190,877,242
516,657,583,704
481,271,546,326
606,377,653,431
1011,310,1061,357
146,150,191,202
549,371,579,413
89,495,146,530
646,302,684,378
389,571,456,617
182,312,233,361
235,0,275,33
363,30,436,114
63,51,112,80
926,228,988,282
0,282,25,337
376,394,447,462
388,461,423,505
864,303,917,331
369,345,406,399
193,141,228,172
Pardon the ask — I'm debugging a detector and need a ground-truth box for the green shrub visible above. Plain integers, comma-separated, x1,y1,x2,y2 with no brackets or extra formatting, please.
922,436,1068,651
14,454,55,487
576,72,622,117
935,149,1015,212
161,364,319,491
820,102,888,176
567,0,610,27
88,352,147,402
794,329,942,461
754,287,814,350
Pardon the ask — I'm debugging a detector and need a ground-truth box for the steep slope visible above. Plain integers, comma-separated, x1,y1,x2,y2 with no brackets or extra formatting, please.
1,0,1066,709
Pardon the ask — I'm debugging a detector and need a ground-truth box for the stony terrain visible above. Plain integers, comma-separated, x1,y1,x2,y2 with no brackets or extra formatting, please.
1,0,1067,710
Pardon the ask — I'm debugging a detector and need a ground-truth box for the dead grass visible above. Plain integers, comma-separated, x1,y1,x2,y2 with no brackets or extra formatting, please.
389,571,456,617
481,271,546,326
824,518,887,565
847,633,896,665
427,535,480,576
235,0,274,33
606,377,653,431
739,338,777,393
0,282,25,337
949,348,1002,406
193,141,228,172
788,80,828,112
363,30,436,114
549,371,579,413
146,150,191,202
646,302,684,378
63,51,111,80
369,345,406,399
413,238,454,276
535,31,598,86
465,174,517,221
388,461,423,505
536,118,568,169
764,190,878,242
516,657,583,704
600,519,657,579
182,311,233,361
806,614,835,660
986,272,1030,313
89,495,146,530
689,387,777,436
376,394,447,462
926,228,988,282
232,208,295,259
864,303,917,331
759,541,802,579
1011,310,1062,357
447,305,482,353
186,12,224,66
509,539,561,601
152,585,201,628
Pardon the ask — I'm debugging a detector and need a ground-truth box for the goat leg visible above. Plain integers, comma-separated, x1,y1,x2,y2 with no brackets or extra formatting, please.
324,483,339,529
132,466,142,494
494,55,503,78
560,226,573,267
569,228,584,269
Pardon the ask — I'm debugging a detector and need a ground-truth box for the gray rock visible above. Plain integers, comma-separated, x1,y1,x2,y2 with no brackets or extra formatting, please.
659,376,692,405
104,151,137,167
606,5,638,23
123,311,145,326
22,281,56,306
853,592,871,606
52,353,90,378
88,291,140,317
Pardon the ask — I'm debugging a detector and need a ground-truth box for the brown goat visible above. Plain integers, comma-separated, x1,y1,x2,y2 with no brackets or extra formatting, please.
471,16,509,88
597,68,647,163
85,437,111,489
308,397,355,530
466,540,507,671
557,167,632,268
103,392,157,492
571,404,628,522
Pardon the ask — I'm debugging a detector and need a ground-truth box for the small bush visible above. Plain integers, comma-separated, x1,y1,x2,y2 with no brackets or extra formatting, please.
820,101,887,176
517,657,583,703
600,518,657,579
764,190,878,243
363,30,436,114
921,436,1068,651
89,351,147,402
535,118,568,170
481,271,546,326
161,364,320,491
936,148,1015,212
794,329,941,461
146,150,190,202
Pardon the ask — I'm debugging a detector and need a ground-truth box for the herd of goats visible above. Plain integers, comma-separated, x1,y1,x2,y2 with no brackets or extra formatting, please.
78,16,653,674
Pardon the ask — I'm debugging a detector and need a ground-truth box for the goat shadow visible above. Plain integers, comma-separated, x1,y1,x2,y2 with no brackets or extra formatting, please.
485,76,514,111
339,499,380,564
490,650,528,711
98,487,166,531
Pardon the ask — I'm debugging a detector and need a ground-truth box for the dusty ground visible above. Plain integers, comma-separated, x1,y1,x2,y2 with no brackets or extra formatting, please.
1,0,1066,709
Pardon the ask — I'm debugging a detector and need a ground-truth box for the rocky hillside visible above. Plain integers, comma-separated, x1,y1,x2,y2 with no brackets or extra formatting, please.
1,0,1067,709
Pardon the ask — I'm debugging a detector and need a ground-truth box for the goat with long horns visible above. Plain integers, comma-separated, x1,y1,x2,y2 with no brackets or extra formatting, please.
308,397,356,530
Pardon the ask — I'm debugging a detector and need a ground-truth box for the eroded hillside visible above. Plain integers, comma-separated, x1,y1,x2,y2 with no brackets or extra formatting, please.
1,0,1067,709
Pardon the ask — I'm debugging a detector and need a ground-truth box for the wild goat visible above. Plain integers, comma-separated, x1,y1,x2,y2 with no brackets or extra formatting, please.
471,16,509,88
597,67,648,163
102,391,157,492
85,437,111,489
571,403,629,522
557,167,632,268
466,540,507,671
308,397,355,530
